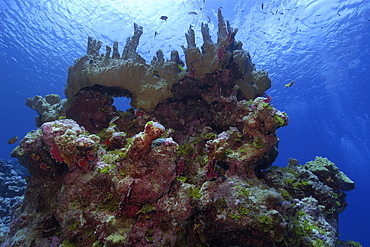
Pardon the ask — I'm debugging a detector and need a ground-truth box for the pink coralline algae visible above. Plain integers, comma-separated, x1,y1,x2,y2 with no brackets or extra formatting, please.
127,121,166,157
5,8,358,247
39,119,99,171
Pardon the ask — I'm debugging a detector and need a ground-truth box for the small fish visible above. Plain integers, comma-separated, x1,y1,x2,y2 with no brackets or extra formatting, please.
188,12,198,15
160,16,168,21
177,64,186,71
109,116,120,125
206,15,211,23
261,3,264,9
154,31,159,37
8,136,18,144
285,80,294,87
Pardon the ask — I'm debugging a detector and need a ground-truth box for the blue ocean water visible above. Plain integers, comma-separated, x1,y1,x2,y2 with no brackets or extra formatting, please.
0,0,369,245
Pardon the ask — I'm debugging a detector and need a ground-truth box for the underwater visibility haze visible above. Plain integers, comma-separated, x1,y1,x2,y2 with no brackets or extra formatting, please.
0,0,369,246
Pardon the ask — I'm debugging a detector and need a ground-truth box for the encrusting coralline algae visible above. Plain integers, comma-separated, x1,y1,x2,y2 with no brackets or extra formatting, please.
3,8,358,247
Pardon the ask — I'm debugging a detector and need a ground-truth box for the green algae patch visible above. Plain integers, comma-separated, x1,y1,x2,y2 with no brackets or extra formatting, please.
305,156,355,191
137,203,157,215
188,186,202,198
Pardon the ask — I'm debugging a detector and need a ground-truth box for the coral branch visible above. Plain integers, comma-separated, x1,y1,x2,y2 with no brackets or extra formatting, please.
87,36,102,56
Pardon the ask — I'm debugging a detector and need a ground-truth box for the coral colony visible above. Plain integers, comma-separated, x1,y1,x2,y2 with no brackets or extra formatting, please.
4,9,356,247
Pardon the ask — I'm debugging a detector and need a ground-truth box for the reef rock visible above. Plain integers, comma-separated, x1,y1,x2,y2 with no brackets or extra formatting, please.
0,160,27,241
4,9,357,247
65,9,270,111
182,9,270,98
26,94,67,127
262,158,355,246
305,156,355,191
65,23,185,111
65,88,118,134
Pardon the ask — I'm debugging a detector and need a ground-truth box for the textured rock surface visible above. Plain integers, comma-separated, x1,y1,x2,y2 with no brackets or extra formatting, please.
26,94,67,127
262,158,355,246
65,88,118,134
305,156,355,191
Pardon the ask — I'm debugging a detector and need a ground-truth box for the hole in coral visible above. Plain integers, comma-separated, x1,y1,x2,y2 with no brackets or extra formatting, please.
88,84,133,112
113,96,132,112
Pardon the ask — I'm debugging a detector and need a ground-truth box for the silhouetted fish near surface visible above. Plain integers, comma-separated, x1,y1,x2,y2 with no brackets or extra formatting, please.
8,136,18,144
160,16,168,21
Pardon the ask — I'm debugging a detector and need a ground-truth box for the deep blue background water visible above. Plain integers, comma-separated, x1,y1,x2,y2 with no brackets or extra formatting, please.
1,0,369,245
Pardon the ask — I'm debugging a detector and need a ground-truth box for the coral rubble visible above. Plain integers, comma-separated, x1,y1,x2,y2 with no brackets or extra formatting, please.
4,9,357,247
0,160,27,242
